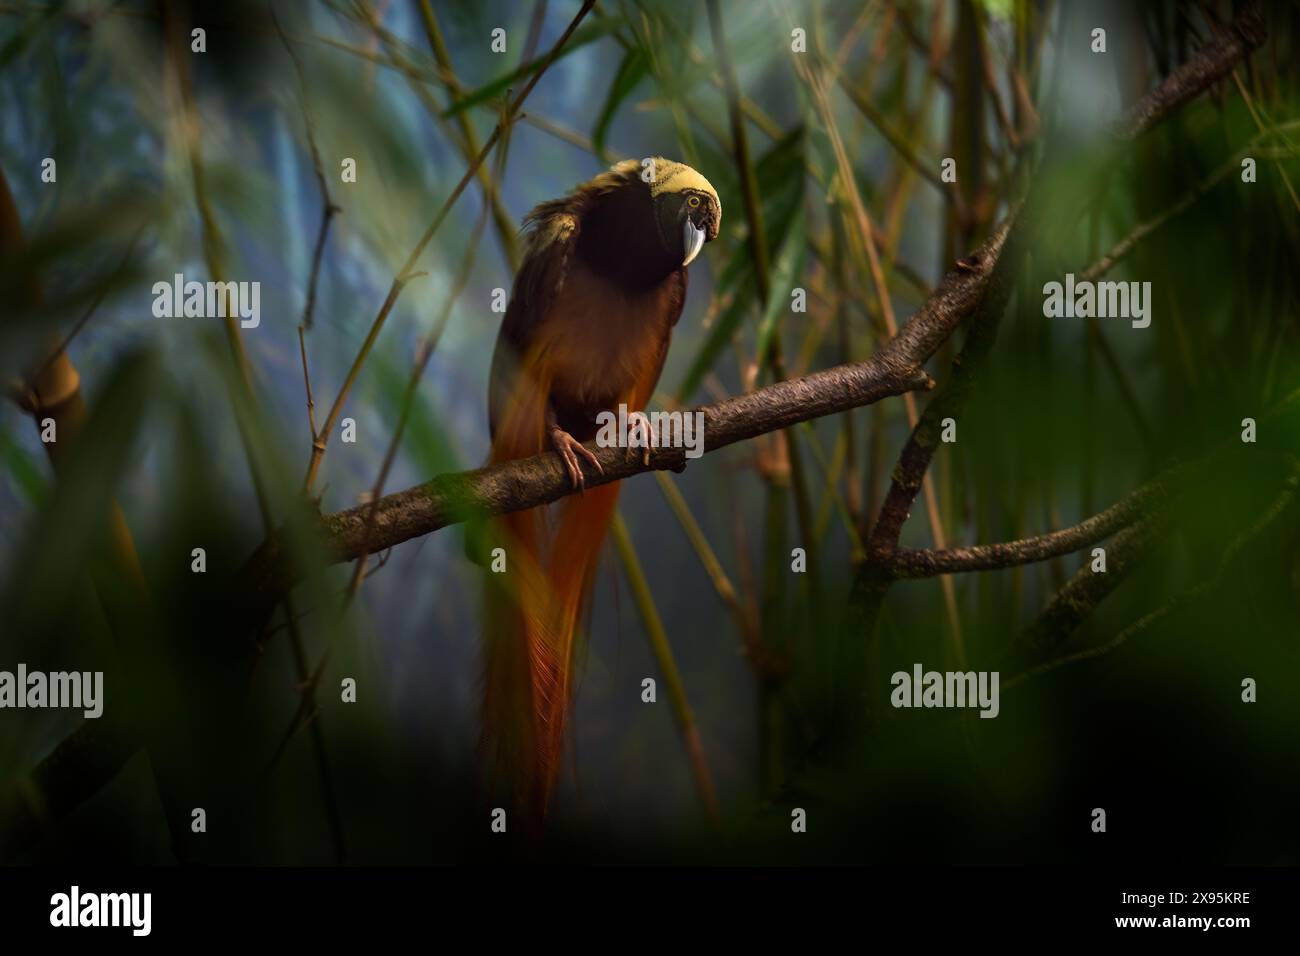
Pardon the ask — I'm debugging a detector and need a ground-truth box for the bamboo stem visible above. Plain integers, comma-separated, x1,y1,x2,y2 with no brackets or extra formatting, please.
611,513,720,822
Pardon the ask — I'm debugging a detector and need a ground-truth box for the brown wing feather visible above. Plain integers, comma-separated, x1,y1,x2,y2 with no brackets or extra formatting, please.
488,212,576,439
489,165,646,437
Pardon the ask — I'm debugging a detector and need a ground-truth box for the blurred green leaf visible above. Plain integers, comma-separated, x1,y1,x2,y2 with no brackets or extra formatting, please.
676,281,754,403
675,126,805,400
976,0,1016,21
372,348,465,479
441,17,620,118
0,5,56,70
0,425,46,505
755,206,807,365
593,47,648,159
0,190,158,334
759,126,807,230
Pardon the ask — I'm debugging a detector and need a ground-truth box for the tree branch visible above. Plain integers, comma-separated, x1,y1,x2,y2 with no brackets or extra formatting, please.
315,357,924,551
1113,0,1265,139
886,460,1190,578
1004,463,1300,692
1015,511,1170,659
243,357,937,601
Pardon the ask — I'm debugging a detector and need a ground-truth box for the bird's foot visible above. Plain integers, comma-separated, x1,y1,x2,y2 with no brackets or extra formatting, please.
626,410,655,466
551,426,602,491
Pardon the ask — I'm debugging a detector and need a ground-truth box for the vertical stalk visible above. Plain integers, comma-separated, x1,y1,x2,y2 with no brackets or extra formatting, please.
611,513,720,822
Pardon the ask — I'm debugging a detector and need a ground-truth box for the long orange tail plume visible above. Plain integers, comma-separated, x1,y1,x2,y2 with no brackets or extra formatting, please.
480,353,626,821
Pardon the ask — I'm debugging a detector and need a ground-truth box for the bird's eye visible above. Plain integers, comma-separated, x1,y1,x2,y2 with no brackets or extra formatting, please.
687,195,701,208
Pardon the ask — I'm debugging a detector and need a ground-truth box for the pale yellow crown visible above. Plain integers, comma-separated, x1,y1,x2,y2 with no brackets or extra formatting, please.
610,157,720,209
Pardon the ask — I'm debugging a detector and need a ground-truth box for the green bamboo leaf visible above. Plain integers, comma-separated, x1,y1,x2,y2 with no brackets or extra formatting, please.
755,207,807,365
674,127,806,401
757,126,806,235
593,48,648,158
0,426,47,505
976,0,1016,20
372,348,464,478
440,18,619,118
0,6,56,69
675,279,754,403
690,136,740,210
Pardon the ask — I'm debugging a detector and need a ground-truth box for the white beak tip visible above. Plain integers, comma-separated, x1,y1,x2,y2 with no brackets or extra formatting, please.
682,220,706,267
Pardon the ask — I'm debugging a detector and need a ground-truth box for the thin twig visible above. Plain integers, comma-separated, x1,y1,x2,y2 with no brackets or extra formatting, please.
273,5,340,331
1005,463,1300,691
298,326,318,445
611,513,720,822
1081,119,1300,282
652,467,770,676
887,458,1195,578
1114,1,1265,139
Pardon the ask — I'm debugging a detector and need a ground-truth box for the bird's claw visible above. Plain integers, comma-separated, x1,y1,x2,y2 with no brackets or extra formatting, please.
626,411,655,466
551,426,602,491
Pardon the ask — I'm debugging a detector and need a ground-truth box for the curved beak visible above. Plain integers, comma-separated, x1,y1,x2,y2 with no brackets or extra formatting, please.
682,219,706,267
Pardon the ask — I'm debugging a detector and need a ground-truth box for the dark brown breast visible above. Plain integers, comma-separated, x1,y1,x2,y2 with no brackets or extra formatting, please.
533,258,681,439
